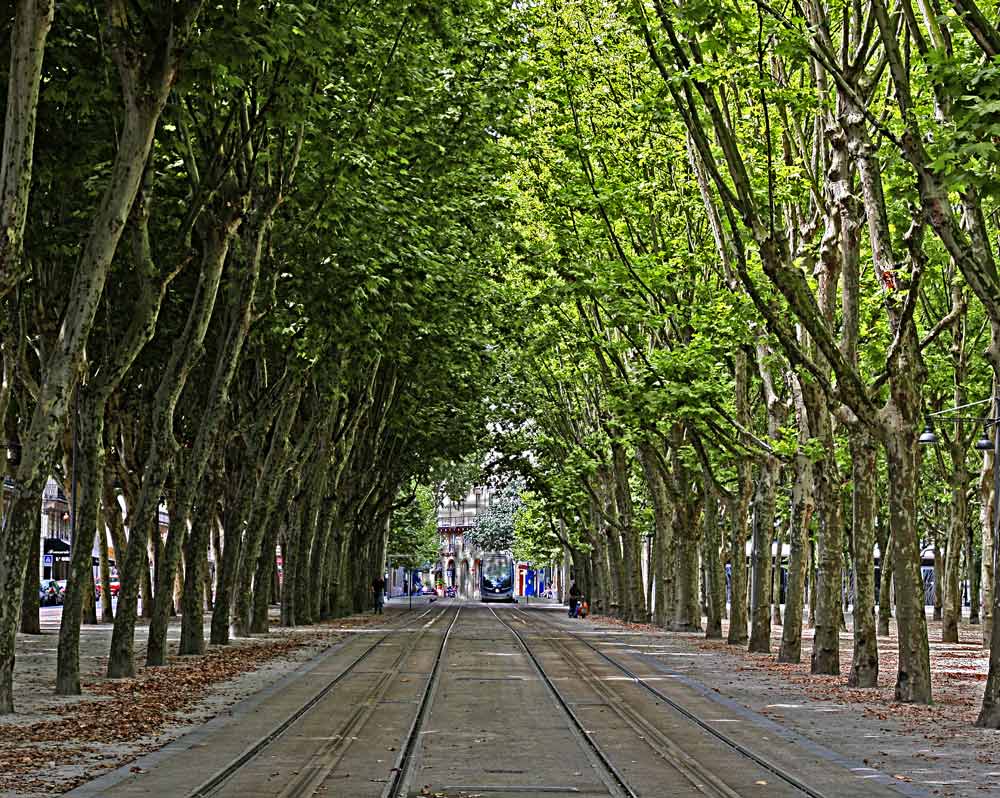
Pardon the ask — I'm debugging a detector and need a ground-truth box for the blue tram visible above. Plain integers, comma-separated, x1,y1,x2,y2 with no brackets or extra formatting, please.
480,552,515,602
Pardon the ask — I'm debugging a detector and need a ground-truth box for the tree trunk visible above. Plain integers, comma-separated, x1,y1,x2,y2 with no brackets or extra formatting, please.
848,432,878,687
728,463,751,645
19,521,40,635
0,0,56,298
251,526,277,634
943,467,969,643
232,389,302,637
205,520,218,612
772,521,784,626
107,456,172,678
702,490,724,640
141,541,154,620
82,566,97,625
883,426,932,704
281,506,301,628
933,541,944,622
749,456,779,652
638,443,673,628
779,378,814,663
312,503,335,622
146,498,189,666
178,510,213,655
673,509,702,631
811,447,843,675
211,517,240,645
976,392,1000,726
969,527,981,625
57,399,103,694
98,518,113,623
612,442,645,622
585,503,611,616
982,448,995,647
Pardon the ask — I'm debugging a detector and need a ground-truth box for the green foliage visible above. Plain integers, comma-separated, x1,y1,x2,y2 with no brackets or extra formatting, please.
513,491,564,564
466,483,524,552
388,485,440,569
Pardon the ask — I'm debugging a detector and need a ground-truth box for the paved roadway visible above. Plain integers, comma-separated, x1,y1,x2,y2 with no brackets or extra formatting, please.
68,600,920,798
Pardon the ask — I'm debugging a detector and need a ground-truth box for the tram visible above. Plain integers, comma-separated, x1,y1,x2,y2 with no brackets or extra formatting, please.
480,552,515,602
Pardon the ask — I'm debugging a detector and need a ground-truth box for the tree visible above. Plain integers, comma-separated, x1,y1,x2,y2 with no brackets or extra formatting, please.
466,485,523,553
388,485,440,570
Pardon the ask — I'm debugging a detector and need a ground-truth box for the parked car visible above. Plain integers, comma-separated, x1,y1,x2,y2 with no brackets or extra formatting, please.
95,579,121,601
39,580,63,606
420,585,435,596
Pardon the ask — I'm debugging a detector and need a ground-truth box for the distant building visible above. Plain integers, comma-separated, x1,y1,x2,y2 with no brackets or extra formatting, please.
0,476,176,591
437,486,494,598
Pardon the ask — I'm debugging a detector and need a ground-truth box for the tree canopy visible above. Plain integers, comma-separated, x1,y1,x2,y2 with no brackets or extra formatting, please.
2,0,1000,733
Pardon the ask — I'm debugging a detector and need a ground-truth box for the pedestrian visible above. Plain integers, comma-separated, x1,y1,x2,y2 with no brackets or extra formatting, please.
372,575,385,614
568,580,581,618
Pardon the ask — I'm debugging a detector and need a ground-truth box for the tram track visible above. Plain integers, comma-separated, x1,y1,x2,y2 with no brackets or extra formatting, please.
381,605,462,798
514,606,828,798
185,602,452,798
489,606,637,798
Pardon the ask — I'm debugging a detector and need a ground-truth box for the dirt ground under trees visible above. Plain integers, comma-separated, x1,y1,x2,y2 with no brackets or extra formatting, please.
0,605,395,796
589,608,999,798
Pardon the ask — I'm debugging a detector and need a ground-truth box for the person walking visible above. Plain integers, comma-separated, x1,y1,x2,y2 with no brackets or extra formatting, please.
372,575,385,614
568,580,581,618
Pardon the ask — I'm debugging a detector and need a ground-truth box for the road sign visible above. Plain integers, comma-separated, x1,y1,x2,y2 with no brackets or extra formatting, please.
42,554,53,566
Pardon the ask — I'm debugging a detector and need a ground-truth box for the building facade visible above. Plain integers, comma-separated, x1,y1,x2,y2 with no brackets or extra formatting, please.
436,485,494,599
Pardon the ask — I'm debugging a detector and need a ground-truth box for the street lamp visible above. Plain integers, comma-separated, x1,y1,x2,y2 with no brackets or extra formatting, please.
918,418,938,445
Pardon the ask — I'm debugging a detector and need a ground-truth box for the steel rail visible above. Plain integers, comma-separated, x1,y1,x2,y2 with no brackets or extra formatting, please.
275,605,457,798
186,602,445,798
523,607,828,798
489,606,637,798
382,605,463,798
521,609,743,798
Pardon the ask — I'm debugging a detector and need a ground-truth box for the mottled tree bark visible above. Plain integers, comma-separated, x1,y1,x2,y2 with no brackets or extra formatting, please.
232,386,302,637
178,511,214,655
942,466,968,643
613,442,645,622
57,403,103,694
749,455,779,652
1,1,205,707
848,432,878,687
19,523,39,635
780,377,814,663
702,484,724,640
727,351,753,645
98,519,113,623
884,425,932,703
981,448,995,647
0,0,55,298
638,441,673,628
969,528,981,626
810,418,843,675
